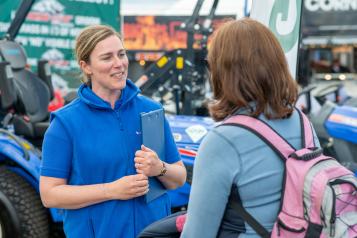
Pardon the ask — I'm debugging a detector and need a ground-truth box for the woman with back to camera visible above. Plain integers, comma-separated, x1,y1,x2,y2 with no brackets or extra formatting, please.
39,25,186,238
181,18,320,237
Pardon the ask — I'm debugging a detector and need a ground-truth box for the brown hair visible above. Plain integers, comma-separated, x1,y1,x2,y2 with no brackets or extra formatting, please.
207,18,298,121
75,24,122,84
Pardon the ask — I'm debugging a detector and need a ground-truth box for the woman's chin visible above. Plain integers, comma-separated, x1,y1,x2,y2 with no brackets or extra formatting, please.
114,80,127,90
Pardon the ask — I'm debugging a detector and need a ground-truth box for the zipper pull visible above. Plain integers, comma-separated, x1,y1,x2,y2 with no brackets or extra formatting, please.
277,223,281,237
329,183,337,237
320,211,327,227
330,219,336,237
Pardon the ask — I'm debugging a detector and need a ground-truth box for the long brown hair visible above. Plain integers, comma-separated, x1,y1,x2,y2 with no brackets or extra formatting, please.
208,18,298,121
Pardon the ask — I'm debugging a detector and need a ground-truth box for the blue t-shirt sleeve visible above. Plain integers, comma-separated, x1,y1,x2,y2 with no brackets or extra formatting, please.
163,117,180,164
41,116,72,179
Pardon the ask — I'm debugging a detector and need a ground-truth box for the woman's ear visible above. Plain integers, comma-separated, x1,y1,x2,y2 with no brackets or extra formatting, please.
79,60,92,76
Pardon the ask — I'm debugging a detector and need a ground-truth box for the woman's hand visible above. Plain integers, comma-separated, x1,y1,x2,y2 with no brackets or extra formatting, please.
106,174,149,200
134,145,163,177
134,145,186,190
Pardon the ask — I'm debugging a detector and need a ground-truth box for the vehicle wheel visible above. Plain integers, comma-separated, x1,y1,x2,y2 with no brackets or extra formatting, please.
0,166,49,238
0,218,5,238
50,223,66,238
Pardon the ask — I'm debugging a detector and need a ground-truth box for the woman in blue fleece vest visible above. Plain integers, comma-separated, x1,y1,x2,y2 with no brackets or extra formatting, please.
39,25,186,238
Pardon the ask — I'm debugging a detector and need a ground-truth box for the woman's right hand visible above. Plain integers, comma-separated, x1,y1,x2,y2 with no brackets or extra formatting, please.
106,174,149,200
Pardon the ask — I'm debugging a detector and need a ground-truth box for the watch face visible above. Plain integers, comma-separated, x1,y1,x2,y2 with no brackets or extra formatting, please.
159,162,167,176
162,167,167,175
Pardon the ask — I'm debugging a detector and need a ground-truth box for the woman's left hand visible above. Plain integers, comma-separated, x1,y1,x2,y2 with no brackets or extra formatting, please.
134,145,163,177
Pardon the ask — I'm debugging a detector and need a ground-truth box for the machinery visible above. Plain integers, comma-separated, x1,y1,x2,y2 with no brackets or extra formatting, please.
0,0,66,236
135,0,219,116
297,82,357,174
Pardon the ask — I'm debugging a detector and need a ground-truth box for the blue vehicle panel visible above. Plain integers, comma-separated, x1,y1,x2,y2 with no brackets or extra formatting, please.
166,115,215,207
325,105,357,144
0,132,41,181
0,132,65,222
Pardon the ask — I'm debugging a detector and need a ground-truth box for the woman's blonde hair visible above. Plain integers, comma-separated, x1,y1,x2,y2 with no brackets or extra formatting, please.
75,24,122,84
208,18,298,121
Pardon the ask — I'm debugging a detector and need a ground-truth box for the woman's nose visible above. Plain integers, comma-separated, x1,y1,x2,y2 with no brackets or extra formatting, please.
113,56,123,67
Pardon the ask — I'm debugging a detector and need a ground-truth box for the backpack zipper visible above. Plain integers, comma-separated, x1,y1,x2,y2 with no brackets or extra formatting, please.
277,218,306,235
329,184,336,237
320,208,327,227
328,178,357,236
330,179,357,190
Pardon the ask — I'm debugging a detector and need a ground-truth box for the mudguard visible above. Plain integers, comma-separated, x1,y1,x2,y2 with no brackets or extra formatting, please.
0,130,63,222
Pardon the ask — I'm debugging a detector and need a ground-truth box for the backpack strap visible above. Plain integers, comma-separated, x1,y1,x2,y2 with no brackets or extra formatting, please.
221,109,316,237
223,115,295,160
296,108,315,148
229,185,270,238
223,109,316,160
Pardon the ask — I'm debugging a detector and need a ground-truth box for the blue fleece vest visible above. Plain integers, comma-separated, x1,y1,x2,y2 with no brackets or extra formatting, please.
41,80,180,238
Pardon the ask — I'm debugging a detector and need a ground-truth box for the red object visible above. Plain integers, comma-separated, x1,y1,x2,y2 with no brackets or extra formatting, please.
48,90,65,112
175,214,187,232
178,148,197,157
23,115,30,122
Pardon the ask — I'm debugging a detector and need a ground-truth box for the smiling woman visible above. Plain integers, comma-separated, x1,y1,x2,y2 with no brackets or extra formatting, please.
80,34,129,108
39,25,186,238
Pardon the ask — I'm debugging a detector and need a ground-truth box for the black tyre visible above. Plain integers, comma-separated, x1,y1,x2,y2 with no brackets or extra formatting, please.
0,166,49,238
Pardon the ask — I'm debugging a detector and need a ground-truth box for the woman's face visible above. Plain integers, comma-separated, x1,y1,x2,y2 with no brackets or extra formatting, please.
81,35,129,93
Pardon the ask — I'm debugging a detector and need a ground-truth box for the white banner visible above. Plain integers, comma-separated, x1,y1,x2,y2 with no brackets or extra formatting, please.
250,0,302,79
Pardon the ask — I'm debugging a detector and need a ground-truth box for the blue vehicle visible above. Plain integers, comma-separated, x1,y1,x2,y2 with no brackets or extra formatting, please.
0,0,65,236
166,115,215,208
313,85,357,173
297,83,357,174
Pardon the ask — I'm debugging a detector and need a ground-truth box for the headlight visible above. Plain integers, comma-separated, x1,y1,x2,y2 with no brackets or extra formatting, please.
324,74,332,80
338,74,346,80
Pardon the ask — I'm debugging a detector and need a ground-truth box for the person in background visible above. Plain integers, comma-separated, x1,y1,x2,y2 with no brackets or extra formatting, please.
181,18,319,237
39,25,186,238
331,58,351,73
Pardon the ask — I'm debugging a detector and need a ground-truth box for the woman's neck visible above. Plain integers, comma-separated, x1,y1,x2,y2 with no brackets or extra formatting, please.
92,86,121,109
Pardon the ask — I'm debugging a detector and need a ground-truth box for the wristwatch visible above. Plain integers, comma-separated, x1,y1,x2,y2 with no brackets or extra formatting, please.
158,161,167,177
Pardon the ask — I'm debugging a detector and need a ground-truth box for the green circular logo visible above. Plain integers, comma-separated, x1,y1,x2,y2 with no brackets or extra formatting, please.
269,0,301,52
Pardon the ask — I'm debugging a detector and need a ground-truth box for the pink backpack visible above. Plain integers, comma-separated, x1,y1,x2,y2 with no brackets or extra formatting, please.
223,109,357,237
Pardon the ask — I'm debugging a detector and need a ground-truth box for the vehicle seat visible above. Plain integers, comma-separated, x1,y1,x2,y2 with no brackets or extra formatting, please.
0,40,51,138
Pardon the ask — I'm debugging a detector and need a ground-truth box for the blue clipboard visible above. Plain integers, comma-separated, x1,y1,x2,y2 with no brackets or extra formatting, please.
140,108,166,203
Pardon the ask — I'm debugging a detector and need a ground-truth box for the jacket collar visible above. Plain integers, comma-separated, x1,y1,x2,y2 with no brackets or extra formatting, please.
77,79,140,110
